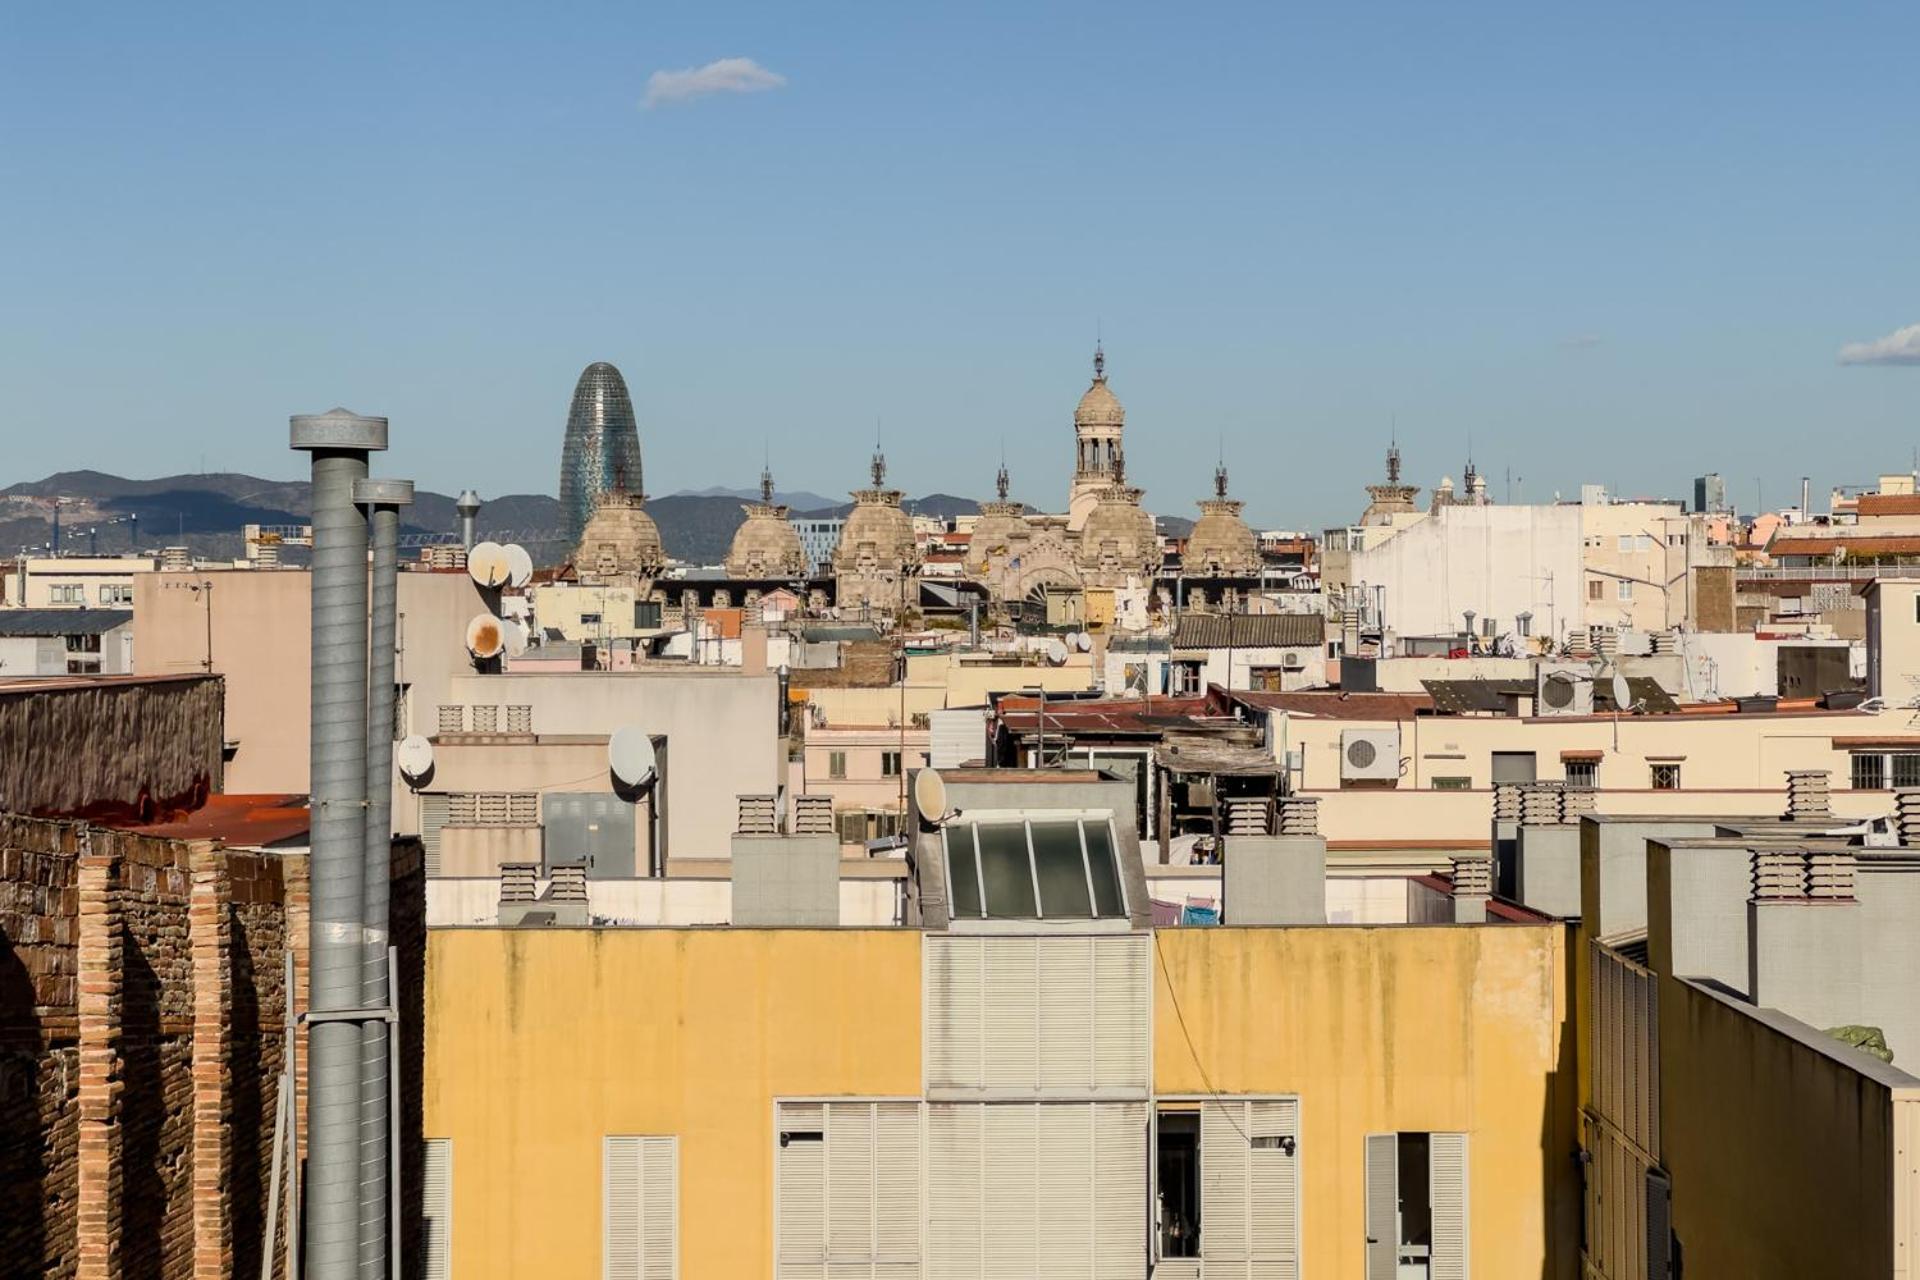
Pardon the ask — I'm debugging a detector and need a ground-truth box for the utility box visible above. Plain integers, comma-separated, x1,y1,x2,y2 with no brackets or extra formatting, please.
731,833,839,926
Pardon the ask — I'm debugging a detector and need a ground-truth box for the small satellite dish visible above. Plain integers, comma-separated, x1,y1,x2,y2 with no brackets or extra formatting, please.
467,541,510,589
465,613,505,659
396,735,435,786
504,543,534,589
1610,673,1632,712
1073,631,1093,652
502,618,529,658
1045,638,1069,666
913,769,950,826
608,727,658,791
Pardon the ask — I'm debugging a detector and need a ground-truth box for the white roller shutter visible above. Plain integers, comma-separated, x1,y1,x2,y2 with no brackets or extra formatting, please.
418,793,450,877
1197,1100,1298,1280
829,1105,875,1263
1038,1104,1093,1280
1039,938,1094,1090
1429,1132,1468,1280
1093,936,1149,1090
778,1104,826,1279
778,1101,921,1280
1364,1134,1397,1280
423,1138,452,1280
926,1106,981,1280
604,1135,677,1280
1201,1103,1249,1266
1093,1103,1147,1277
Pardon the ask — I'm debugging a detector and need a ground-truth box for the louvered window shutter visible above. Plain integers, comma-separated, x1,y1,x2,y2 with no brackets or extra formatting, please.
1364,1134,1398,1280
926,1105,982,1280
1092,936,1149,1089
1039,938,1094,1090
828,1104,875,1264
982,1105,1040,1278
1249,1100,1300,1278
1645,1169,1672,1280
418,794,450,877
423,1138,452,1280
605,1136,677,1280
777,1104,826,1279
1429,1132,1468,1280
1201,1101,1250,1272
925,938,982,1091
873,1102,922,1275
984,941,1038,1089
1038,1104,1093,1279
1093,1103,1147,1278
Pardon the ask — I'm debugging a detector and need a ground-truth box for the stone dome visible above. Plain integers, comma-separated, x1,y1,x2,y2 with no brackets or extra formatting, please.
574,490,665,583
1078,484,1161,578
726,502,807,579
967,502,1025,575
833,490,919,576
1186,498,1260,577
1074,378,1125,430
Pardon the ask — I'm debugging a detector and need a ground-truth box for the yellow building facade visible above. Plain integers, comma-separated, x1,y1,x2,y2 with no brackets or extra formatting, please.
425,921,1574,1278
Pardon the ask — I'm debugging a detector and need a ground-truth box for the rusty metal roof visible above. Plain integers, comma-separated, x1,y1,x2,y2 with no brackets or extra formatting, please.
117,793,312,848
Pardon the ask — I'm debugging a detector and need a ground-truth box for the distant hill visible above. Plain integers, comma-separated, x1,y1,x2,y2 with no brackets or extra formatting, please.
668,484,839,512
795,492,985,522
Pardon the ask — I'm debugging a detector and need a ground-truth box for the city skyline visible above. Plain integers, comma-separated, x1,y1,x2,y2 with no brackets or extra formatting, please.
1,2,1915,530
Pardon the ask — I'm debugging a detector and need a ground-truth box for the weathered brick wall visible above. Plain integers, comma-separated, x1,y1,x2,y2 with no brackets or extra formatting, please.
0,817,83,1278
226,851,290,1280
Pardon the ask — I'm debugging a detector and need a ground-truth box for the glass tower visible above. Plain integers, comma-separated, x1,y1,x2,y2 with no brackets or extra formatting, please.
559,361,644,548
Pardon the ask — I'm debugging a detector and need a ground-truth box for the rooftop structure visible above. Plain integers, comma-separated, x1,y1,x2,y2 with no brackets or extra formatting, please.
558,361,644,549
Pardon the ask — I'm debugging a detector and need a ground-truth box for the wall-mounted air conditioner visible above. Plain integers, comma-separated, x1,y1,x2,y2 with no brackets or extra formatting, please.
1281,651,1306,670
1536,664,1594,716
1340,728,1402,781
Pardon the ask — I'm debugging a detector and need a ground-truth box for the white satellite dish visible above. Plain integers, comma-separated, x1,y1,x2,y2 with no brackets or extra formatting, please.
608,727,658,791
465,613,505,659
467,541,510,589
504,543,534,589
396,734,435,786
1073,631,1093,652
913,768,950,826
1611,673,1632,712
502,618,529,658
1045,638,1069,666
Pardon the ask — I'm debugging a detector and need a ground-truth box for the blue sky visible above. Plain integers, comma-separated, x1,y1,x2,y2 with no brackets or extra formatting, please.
2,1,1916,528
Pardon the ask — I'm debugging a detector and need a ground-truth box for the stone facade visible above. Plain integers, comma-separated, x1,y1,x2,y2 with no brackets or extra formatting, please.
0,816,425,1279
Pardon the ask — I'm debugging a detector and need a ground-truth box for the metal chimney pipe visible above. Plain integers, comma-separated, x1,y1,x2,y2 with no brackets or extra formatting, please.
292,408,387,1280
354,476,411,1279
456,489,482,552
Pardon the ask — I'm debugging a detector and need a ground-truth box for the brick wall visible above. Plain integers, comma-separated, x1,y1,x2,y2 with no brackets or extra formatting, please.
0,818,426,1280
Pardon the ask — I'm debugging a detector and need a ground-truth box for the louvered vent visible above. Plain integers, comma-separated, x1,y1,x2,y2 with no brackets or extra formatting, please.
499,863,538,903
1784,769,1833,819
736,794,779,835
422,1139,452,1280
1751,848,1855,901
437,704,465,734
1275,796,1320,836
792,795,835,836
505,703,533,733
470,703,499,733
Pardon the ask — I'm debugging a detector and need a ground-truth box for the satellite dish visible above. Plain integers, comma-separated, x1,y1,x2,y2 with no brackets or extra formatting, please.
467,541,510,589
1046,638,1069,666
1073,631,1093,652
913,769,950,826
608,727,659,791
504,543,534,589
1611,673,1632,712
396,735,435,786
465,613,505,659
502,618,529,658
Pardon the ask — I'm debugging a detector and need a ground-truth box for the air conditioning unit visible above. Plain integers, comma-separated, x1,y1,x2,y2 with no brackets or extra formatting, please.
1281,651,1306,671
1536,665,1594,717
1340,728,1401,781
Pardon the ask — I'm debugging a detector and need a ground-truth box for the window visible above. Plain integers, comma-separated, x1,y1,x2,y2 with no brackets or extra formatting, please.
1156,1100,1299,1274
775,1101,918,1279
1617,580,1634,602
941,818,1127,920
1172,661,1203,695
49,583,83,604
100,584,132,604
1366,1132,1467,1280
1638,533,1654,551
604,1135,676,1279
1617,534,1634,552
580,612,602,627
1850,752,1920,790
634,600,662,629
1650,762,1682,791
423,1139,452,1280
1431,777,1471,791
66,659,100,675
1588,579,1604,601
881,750,902,778
827,751,847,780
1565,759,1599,788
65,633,102,653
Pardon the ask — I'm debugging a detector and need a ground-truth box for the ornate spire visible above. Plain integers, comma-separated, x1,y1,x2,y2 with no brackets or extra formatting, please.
760,463,775,504
1215,461,1230,499
996,462,1009,502
1386,442,1402,485
870,445,887,489
1092,341,1106,383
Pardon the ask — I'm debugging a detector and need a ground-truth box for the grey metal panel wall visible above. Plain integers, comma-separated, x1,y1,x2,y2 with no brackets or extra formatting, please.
543,791,635,878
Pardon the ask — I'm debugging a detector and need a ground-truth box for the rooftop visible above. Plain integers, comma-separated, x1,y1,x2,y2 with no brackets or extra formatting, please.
0,608,133,636
111,792,312,848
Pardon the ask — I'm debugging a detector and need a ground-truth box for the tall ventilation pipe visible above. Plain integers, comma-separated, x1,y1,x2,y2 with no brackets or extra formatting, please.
355,475,411,1278
291,408,386,1280
456,489,482,552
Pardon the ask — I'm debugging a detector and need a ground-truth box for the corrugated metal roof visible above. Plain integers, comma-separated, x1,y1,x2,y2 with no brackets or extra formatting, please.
1173,613,1322,649
0,608,133,636
1422,678,1531,714
115,793,312,847
1227,689,1435,720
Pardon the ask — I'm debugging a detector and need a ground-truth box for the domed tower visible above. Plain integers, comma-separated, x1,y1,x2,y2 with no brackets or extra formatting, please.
1077,456,1162,588
1067,344,1126,531
725,465,808,579
1185,462,1260,577
966,461,1026,577
832,447,921,614
1361,440,1420,524
558,361,644,549
573,487,665,588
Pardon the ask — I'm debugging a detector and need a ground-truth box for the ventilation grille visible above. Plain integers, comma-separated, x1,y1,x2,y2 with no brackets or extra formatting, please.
500,862,538,903
792,795,835,836
546,863,588,903
470,704,499,733
437,704,465,734
1225,797,1273,836
1492,783,1523,822
737,794,779,836
505,704,533,734
1451,855,1493,897
1751,848,1855,902
1897,789,1920,847
1784,769,1833,820
1276,796,1320,836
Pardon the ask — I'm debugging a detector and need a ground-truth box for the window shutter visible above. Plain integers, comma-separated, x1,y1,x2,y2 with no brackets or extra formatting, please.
982,1105,1039,1278
1201,1102,1250,1265
777,1104,826,1279
984,941,1038,1089
1364,1134,1397,1280
926,1106,981,1280
828,1104,875,1262
1249,1101,1300,1277
418,794,450,877
423,1138,452,1280
1092,936,1149,1090
1646,1169,1673,1280
1093,1103,1147,1278
873,1103,922,1274
1429,1132,1468,1280
925,938,981,1090
1038,1104,1093,1279
1039,938,1094,1090
605,1136,676,1280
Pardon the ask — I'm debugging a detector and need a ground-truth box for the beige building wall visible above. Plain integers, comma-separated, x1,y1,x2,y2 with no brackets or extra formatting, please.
1868,580,1920,702
5,555,155,607
527,581,644,644
800,724,929,818
1578,504,1722,632
134,567,484,793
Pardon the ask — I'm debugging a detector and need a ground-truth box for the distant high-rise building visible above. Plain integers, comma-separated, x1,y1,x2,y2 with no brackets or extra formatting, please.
1694,472,1727,514
558,361,644,548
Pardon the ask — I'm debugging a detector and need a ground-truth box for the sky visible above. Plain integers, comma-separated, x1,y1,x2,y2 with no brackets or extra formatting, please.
2,1,1917,530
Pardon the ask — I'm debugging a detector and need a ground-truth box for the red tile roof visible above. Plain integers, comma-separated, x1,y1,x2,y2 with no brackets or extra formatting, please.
1857,494,1920,517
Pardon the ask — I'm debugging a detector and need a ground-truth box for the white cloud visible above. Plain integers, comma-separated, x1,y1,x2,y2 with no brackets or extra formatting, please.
1838,323,1920,367
643,57,787,109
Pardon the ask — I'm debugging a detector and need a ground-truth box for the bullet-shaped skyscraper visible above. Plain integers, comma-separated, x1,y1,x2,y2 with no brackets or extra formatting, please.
558,361,644,548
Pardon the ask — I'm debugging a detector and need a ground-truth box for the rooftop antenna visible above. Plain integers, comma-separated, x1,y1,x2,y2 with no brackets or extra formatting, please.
1215,436,1230,499
760,443,775,504
870,422,887,489
1093,339,1106,383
